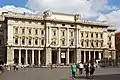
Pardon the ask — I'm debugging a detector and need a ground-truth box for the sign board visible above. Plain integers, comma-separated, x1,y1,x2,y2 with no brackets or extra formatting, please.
61,52,65,58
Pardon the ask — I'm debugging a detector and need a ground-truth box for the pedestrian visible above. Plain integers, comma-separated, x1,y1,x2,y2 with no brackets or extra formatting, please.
0,64,3,74
71,63,77,80
7,65,10,71
85,63,89,78
90,63,95,79
13,63,16,71
50,63,53,70
16,64,18,71
78,62,84,75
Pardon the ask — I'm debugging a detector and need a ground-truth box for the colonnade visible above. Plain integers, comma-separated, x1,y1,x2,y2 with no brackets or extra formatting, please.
12,48,102,66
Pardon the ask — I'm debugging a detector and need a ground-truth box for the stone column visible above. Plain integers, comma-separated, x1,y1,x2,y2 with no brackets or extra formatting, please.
67,28,69,46
76,28,79,47
94,51,95,60
66,48,69,65
99,51,101,60
46,26,49,45
58,27,60,46
57,48,61,64
25,50,28,65
25,38,28,46
89,51,91,61
32,50,34,65
19,49,21,65
84,51,86,63
49,27,51,44
38,50,41,65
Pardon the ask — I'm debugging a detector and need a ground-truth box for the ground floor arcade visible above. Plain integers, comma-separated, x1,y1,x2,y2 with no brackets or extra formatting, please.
6,47,106,66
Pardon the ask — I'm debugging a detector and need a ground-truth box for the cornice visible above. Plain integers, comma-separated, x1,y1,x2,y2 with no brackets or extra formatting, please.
2,11,109,27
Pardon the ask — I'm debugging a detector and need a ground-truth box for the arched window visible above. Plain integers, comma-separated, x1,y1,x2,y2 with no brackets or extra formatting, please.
81,40,84,47
15,27,18,34
35,38,38,45
29,28,31,34
22,37,25,45
41,39,44,45
29,37,32,45
15,37,18,44
86,40,89,47
35,29,38,35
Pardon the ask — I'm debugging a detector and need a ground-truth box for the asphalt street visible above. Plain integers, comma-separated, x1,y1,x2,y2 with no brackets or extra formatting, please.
0,67,120,80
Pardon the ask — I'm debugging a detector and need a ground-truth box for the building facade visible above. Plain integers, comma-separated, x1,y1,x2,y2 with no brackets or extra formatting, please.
0,10,116,66
115,32,120,59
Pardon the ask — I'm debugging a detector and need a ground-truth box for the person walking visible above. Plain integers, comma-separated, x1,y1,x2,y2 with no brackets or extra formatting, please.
71,63,77,80
78,62,84,75
90,63,95,79
0,64,3,74
84,63,89,78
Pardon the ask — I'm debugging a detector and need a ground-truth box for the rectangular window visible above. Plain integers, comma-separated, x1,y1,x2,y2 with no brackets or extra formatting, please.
109,45,111,48
22,37,25,45
71,40,74,45
15,28,18,34
29,38,31,45
109,36,111,41
53,41,56,45
62,31,65,36
41,39,44,45
71,32,73,37
22,28,25,34
91,41,94,47
35,29,38,35
101,41,103,47
41,30,44,35
86,33,88,38
15,38,18,44
81,32,83,37
87,41,89,47
81,41,84,47
101,33,103,38
35,38,38,45
62,40,65,45
53,31,56,36
91,33,93,38
96,41,98,47
29,29,31,34
96,33,98,38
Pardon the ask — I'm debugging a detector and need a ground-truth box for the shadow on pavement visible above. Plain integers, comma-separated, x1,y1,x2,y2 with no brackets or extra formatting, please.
76,74,120,80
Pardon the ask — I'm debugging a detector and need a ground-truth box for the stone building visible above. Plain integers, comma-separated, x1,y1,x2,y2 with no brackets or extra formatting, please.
115,32,120,59
0,10,116,66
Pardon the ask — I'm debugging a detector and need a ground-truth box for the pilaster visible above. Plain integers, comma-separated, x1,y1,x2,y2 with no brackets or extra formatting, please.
32,50,34,65
57,48,61,64
66,48,69,65
19,49,21,65
77,49,81,63
7,47,14,65
46,48,52,65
